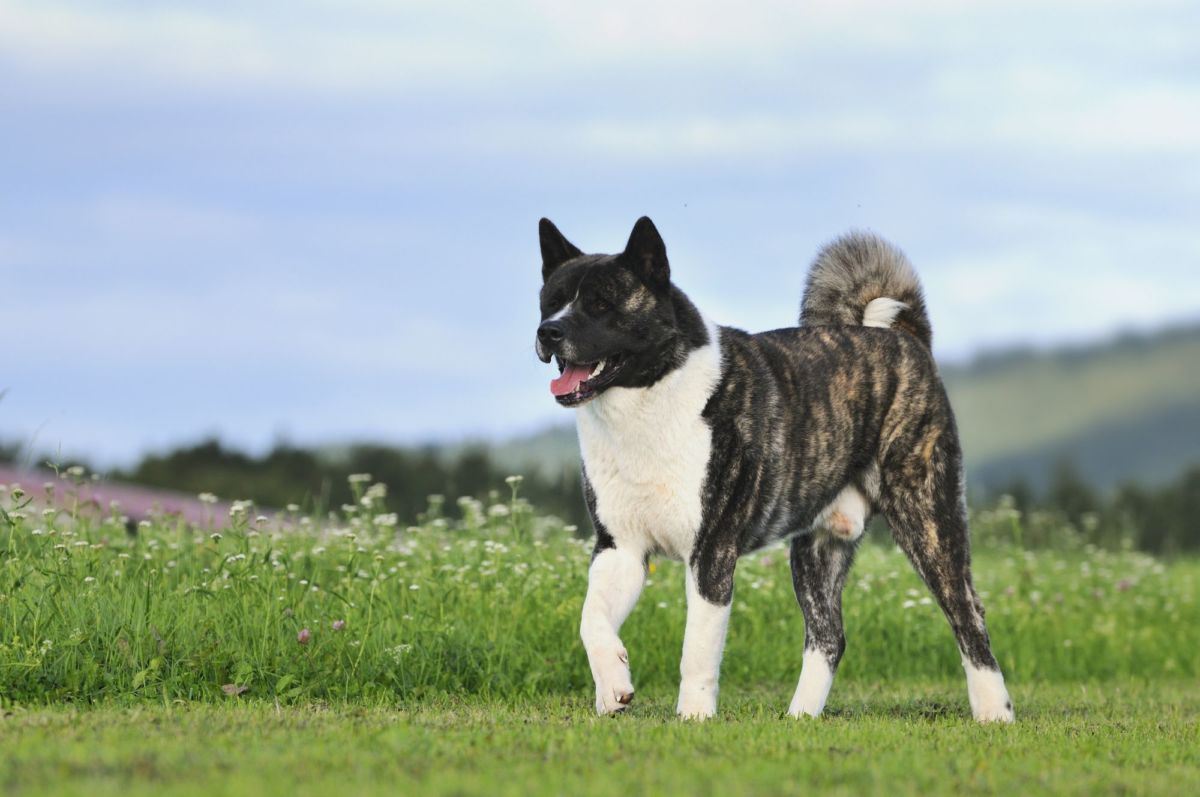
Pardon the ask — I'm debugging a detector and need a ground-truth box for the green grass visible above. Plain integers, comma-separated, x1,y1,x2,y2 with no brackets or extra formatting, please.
2,685,1197,796
1,477,1198,795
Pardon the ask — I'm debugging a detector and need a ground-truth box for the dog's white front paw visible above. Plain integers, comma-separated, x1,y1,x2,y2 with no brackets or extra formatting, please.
676,681,717,720
595,683,634,715
590,646,634,715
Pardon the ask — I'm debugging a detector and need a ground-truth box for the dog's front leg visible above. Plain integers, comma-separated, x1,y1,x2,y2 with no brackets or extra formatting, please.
677,563,733,720
580,545,646,714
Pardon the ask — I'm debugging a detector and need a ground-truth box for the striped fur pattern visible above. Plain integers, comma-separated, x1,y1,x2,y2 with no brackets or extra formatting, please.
534,218,1013,724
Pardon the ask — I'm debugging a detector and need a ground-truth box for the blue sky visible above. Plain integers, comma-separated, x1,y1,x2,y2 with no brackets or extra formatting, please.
3,0,1199,464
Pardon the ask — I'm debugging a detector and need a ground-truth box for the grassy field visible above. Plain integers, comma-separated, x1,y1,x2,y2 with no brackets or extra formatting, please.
1,477,1198,795
4,684,1197,796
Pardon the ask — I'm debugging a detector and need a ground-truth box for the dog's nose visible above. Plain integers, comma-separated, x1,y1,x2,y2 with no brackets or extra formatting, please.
537,320,566,346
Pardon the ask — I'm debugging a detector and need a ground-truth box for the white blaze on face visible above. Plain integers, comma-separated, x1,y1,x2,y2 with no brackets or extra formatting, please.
548,284,583,323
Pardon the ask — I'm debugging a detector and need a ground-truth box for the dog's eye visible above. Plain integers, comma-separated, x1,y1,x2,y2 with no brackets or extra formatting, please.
588,296,613,314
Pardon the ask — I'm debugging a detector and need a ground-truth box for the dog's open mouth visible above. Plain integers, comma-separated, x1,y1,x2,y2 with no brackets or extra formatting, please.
550,355,624,406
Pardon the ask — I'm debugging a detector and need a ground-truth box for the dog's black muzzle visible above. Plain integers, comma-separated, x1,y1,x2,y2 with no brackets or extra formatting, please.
535,319,566,363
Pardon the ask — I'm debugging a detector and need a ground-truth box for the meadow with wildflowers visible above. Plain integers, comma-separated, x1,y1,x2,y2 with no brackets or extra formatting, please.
1,472,1197,796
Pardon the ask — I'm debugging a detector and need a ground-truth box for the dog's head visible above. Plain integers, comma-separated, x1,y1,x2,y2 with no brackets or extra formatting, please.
535,216,688,407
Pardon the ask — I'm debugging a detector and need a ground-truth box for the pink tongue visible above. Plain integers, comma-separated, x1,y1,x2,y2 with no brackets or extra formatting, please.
550,363,594,397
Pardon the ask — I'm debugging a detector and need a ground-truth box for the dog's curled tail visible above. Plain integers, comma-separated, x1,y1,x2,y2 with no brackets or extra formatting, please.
799,231,932,350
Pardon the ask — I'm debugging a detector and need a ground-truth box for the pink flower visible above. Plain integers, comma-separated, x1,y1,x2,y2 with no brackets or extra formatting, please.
297,628,311,644
1116,579,1132,592
332,620,346,631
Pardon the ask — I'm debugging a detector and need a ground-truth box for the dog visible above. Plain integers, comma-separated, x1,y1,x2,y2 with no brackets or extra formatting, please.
533,216,1014,723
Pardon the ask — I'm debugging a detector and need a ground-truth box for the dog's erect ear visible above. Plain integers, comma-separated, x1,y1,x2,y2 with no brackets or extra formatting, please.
622,216,669,291
539,218,583,281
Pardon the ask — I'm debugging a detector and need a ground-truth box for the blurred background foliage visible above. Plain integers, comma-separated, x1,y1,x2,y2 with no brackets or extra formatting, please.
4,324,1198,555
3,436,1199,555
2,321,1200,556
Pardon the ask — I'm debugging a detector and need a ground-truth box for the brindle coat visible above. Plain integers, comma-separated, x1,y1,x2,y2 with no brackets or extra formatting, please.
536,217,1012,721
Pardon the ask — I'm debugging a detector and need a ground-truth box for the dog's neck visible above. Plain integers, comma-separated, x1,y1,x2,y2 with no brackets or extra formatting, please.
579,314,723,432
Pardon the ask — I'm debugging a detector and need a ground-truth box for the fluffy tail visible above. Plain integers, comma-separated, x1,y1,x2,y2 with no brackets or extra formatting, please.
799,231,932,350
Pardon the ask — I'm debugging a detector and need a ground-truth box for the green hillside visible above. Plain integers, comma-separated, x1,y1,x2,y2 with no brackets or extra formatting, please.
493,323,1200,494
943,324,1200,491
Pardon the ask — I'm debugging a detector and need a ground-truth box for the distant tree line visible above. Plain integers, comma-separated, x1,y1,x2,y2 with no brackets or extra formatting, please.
0,438,588,528
993,461,1200,555
2,439,1196,554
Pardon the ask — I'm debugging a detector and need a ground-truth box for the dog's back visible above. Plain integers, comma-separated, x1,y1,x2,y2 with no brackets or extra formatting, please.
701,322,955,554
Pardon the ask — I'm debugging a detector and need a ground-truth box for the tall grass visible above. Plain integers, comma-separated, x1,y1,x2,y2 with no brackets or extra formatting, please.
0,475,1196,706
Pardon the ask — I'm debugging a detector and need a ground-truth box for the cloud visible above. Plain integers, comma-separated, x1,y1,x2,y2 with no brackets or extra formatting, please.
0,0,498,93
2,1,1194,93
88,193,261,242
4,0,1198,165
2,0,1198,461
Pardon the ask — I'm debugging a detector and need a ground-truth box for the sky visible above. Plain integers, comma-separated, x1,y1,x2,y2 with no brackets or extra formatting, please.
3,0,1199,465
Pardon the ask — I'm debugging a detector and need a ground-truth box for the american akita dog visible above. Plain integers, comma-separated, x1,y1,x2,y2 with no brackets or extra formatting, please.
533,217,1014,723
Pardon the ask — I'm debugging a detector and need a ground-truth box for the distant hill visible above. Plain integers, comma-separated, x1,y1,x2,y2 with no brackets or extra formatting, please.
486,425,579,480
943,324,1200,493
488,323,1200,495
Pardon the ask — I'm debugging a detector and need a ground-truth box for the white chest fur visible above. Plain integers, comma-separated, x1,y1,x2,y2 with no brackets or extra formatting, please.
576,323,723,560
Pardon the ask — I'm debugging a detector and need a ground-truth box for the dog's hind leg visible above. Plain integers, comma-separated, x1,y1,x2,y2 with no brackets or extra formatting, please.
788,531,858,718
880,444,1014,723
580,544,646,714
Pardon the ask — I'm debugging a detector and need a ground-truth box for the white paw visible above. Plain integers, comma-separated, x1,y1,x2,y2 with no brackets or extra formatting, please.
787,698,824,719
676,682,717,720
973,701,1015,723
591,646,634,715
788,650,834,718
964,661,1014,723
